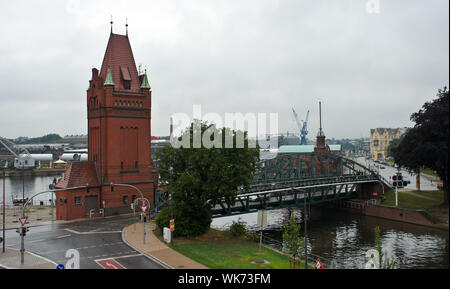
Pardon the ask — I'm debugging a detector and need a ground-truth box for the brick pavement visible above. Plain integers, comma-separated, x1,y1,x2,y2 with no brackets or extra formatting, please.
122,221,208,269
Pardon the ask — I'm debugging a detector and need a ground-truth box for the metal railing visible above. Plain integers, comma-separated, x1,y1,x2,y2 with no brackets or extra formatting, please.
257,233,345,269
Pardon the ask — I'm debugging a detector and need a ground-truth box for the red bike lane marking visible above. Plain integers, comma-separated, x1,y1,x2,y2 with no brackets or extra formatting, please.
95,258,126,269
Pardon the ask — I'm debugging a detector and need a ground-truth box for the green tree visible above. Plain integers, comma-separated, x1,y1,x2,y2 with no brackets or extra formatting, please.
155,120,260,237
392,87,449,205
386,130,409,158
282,214,304,264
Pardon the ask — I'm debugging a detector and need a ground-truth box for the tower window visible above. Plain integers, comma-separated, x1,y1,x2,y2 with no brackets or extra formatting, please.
120,66,132,90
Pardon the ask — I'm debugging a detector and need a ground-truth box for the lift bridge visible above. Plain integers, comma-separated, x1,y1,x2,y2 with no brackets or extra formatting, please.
155,153,390,218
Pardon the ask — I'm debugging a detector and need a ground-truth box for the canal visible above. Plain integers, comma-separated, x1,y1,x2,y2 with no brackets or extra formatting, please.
211,206,449,269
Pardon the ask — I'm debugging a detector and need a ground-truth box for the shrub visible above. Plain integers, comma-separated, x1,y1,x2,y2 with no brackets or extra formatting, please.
155,204,212,238
229,218,247,237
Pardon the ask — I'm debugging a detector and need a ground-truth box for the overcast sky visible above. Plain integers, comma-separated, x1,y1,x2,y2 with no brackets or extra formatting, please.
0,0,448,140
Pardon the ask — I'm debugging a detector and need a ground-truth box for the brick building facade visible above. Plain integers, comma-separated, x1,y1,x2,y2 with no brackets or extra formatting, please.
55,29,157,220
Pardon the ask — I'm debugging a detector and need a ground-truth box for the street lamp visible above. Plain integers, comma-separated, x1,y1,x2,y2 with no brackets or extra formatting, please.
304,190,308,269
110,183,149,244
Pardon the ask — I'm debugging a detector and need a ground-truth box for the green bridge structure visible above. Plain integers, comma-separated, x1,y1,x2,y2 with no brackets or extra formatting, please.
155,153,392,218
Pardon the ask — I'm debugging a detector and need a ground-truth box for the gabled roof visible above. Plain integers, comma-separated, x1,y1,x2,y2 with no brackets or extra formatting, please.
99,33,140,91
55,161,100,189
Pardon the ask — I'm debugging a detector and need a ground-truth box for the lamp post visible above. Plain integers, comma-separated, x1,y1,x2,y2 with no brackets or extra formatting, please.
2,169,5,253
304,190,308,269
110,183,148,244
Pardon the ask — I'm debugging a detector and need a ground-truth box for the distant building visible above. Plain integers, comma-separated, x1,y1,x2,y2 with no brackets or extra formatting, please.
370,127,408,160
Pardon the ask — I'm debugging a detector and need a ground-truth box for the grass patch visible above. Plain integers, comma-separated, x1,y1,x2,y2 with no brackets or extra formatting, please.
420,168,440,179
165,229,311,269
383,190,444,210
412,190,444,202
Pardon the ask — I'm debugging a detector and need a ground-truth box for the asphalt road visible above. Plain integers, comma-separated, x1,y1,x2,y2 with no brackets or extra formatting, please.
2,215,164,269
355,157,439,191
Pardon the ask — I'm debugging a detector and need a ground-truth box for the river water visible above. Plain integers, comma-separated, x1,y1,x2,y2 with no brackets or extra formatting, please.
0,174,61,206
211,207,449,269
1,175,448,269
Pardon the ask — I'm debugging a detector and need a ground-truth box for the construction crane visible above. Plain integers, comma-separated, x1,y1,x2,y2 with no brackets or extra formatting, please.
292,108,310,145
0,137,34,169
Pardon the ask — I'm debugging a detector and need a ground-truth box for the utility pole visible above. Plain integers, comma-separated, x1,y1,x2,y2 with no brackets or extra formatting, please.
304,191,308,269
2,170,5,253
21,163,25,264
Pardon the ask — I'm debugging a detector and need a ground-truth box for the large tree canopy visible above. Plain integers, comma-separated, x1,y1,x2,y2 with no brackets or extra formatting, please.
155,120,260,236
392,87,449,205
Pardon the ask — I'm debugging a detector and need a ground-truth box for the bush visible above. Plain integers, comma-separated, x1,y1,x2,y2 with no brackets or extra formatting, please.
229,218,247,237
246,232,260,243
155,205,212,238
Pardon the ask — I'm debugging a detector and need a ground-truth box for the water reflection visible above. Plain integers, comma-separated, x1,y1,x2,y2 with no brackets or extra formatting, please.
211,206,449,269
1,175,61,206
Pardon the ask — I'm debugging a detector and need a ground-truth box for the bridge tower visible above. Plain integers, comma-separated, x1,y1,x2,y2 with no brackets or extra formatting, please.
314,101,330,153
55,23,157,220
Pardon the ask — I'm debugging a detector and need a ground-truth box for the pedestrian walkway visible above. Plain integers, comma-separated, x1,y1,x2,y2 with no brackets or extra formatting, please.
0,248,57,269
123,221,208,269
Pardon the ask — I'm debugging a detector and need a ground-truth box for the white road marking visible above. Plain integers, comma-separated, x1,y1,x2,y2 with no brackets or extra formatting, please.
64,228,122,235
29,239,46,243
55,234,71,239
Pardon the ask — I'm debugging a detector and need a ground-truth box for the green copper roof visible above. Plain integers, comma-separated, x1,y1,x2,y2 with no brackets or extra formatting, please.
104,68,115,86
140,72,151,89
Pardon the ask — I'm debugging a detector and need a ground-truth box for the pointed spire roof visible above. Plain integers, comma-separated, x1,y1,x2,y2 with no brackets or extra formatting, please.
140,71,151,89
104,68,114,86
99,33,140,91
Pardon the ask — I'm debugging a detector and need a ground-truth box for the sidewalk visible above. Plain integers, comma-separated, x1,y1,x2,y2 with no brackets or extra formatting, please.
0,248,57,269
123,221,208,269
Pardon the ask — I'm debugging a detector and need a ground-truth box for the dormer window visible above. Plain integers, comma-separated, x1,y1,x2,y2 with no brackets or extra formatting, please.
120,66,131,90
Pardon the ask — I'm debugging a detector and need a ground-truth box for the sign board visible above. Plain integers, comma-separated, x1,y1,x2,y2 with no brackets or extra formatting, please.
141,206,147,213
257,210,267,228
170,219,175,232
163,227,171,243
314,258,324,269
19,217,28,227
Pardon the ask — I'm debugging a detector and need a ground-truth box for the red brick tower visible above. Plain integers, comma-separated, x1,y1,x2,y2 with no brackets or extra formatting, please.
55,25,157,220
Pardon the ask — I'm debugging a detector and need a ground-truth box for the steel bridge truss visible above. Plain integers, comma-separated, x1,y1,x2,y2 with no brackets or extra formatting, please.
156,153,386,218
210,153,383,218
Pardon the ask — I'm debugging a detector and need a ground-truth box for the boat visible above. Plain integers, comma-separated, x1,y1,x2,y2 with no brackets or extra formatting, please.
12,195,28,206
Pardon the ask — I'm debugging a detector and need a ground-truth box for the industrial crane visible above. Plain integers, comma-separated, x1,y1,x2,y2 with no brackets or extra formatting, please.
292,108,310,145
0,137,34,169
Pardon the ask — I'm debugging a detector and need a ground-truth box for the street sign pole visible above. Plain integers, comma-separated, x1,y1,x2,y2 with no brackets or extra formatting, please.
2,170,5,253
395,186,398,207
304,192,308,269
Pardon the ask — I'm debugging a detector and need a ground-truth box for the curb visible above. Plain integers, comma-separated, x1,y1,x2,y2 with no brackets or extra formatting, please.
121,225,173,269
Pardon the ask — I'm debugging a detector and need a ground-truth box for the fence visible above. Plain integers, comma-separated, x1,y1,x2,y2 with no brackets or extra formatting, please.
259,233,345,269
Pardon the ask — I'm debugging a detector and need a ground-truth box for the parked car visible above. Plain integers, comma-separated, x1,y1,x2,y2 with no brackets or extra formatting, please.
437,183,444,190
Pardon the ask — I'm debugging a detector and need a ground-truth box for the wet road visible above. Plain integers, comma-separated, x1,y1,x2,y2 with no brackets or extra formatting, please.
354,157,439,191
3,215,164,269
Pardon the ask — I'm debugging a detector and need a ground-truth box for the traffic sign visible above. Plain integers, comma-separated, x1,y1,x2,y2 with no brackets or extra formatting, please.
170,219,175,232
141,206,147,213
19,217,28,227
314,258,324,269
